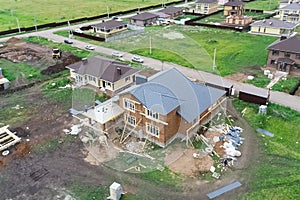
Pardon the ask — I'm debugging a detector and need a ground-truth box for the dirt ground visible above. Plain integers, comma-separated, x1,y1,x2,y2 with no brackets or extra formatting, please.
0,85,261,200
0,37,80,86
225,66,263,83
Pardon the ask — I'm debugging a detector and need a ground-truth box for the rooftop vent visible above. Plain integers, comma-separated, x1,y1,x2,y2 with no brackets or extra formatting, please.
269,22,273,25
117,67,121,75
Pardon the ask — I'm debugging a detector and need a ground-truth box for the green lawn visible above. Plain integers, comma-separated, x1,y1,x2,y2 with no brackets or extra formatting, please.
96,25,277,76
0,0,181,31
272,77,300,93
245,71,271,88
233,99,300,199
245,0,281,11
0,58,41,81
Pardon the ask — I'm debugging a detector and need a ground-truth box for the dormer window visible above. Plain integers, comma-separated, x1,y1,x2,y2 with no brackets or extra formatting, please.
146,109,159,119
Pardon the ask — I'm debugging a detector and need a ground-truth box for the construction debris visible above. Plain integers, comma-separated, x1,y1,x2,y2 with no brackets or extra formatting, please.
256,128,274,137
207,181,242,199
0,125,21,151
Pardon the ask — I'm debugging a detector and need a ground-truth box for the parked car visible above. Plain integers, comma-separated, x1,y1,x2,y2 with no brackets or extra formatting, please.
85,45,95,50
74,28,83,33
64,39,73,44
131,55,144,63
112,51,124,57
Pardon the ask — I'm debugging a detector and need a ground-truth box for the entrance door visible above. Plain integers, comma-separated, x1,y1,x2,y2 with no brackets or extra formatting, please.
102,80,106,88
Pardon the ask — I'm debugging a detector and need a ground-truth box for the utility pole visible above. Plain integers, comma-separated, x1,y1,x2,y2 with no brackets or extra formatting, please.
213,48,216,71
16,17,21,33
34,16,38,32
107,5,110,18
149,36,152,55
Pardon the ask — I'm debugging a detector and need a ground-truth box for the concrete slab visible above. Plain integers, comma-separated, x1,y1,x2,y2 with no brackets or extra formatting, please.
207,181,242,199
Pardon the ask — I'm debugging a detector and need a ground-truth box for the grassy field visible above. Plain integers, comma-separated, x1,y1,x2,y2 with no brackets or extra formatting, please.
0,0,181,31
93,25,277,76
272,77,300,93
245,0,281,11
233,99,300,199
0,58,41,81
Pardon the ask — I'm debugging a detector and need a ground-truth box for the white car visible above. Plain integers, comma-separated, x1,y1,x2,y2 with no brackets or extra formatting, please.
131,55,144,63
75,28,83,33
112,51,124,57
85,45,95,50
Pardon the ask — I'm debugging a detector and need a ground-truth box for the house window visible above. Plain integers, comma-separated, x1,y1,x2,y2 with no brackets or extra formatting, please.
125,114,136,126
270,60,276,65
124,98,135,112
107,82,111,87
296,53,300,59
284,10,289,15
146,109,159,119
284,52,291,58
146,123,159,137
272,50,279,55
125,76,130,82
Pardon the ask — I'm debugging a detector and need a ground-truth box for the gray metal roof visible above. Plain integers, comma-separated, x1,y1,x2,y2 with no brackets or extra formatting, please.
196,0,218,3
224,0,244,6
279,2,300,10
268,35,300,53
92,20,127,29
130,68,226,123
250,19,297,29
159,6,183,15
66,56,139,83
130,12,158,20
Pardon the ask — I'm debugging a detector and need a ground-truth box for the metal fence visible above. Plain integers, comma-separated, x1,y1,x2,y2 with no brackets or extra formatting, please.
105,25,144,42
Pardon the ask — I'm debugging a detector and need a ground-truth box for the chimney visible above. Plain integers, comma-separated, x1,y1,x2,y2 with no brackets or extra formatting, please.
269,22,272,25
82,58,88,64
117,67,121,75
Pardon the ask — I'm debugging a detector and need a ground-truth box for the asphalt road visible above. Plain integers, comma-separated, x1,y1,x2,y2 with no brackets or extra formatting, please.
1,24,300,112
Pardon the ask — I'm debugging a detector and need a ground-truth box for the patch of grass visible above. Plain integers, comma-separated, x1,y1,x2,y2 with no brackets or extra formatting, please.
244,11,271,21
23,36,94,58
33,135,76,153
233,99,300,199
245,71,270,88
138,167,183,187
69,184,109,200
131,48,193,68
183,27,277,76
197,12,225,23
271,77,300,93
0,58,41,81
245,0,281,11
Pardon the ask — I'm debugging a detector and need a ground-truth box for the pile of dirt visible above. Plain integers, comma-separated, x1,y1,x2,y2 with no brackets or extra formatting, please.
0,37,80,75
41,54,81,75
15,143,31,158
11,127,30,138
168,149,214,177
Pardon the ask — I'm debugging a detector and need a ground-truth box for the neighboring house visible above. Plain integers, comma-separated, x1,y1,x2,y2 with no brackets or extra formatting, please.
226,15,252,25
279,0,299,9
151,11,170,19
119,68,227,147
250,19,298,37
66,56,139,94
91,20,128,35
195,0,219,15
129,12,159,26
159,6,184,19
266,36,300,73
0,68,10,91
279,3,300,23
223,0,244,16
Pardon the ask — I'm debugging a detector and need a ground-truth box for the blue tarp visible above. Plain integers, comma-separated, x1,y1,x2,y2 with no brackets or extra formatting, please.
207,181,242,199
257,128,274,137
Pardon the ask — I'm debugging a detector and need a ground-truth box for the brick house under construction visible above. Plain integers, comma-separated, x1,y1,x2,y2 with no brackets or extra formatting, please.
118,68,227,147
